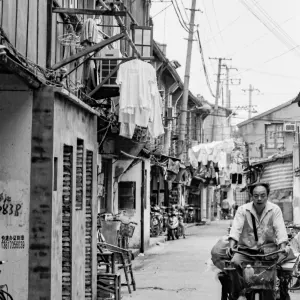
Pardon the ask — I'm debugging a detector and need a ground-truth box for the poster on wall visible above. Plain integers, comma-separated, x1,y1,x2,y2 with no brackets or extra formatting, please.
0,181,29,300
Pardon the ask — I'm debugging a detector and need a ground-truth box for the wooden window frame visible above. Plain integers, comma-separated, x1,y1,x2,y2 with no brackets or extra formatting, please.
265,123,284,149
118,181,136,210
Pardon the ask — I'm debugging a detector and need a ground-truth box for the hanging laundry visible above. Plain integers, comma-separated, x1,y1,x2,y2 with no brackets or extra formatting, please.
218,150,227,169
117,59,155,113
80,18,101,91
116,59,164,139
188,148,199,169
148,86,165,138
80,18,100,45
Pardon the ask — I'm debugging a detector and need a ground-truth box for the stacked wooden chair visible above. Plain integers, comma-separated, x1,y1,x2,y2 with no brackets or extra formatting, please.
97,242,136,294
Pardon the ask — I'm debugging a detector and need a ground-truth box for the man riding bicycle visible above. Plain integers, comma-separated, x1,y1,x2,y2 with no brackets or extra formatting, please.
227,182,290,300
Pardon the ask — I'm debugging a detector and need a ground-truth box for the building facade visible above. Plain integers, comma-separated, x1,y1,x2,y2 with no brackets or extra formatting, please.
237,99,299,160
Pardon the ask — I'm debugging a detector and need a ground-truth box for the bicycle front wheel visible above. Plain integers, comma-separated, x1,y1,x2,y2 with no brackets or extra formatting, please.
0,290,13,300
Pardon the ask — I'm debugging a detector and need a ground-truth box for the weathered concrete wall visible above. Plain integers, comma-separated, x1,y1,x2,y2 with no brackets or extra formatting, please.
29,86,54,300
0,88,33,300
111,159,151,250
52,92,98,300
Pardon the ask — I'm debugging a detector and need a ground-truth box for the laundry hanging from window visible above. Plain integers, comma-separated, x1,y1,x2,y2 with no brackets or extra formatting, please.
116,59,164,139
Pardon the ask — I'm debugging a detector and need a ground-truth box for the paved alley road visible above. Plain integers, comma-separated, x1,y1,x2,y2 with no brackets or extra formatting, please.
122,220,299,300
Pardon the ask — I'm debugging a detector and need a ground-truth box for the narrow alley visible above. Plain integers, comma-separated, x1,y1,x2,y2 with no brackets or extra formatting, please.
122,221,299,300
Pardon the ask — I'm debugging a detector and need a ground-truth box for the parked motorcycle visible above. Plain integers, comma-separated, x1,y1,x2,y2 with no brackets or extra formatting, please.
160,206,169,233
150,205,163,237
186,206,195,223
218,248,300,300
221,209,233,220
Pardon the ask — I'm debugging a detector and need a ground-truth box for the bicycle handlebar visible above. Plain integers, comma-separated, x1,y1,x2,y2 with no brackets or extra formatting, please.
232,248,286,258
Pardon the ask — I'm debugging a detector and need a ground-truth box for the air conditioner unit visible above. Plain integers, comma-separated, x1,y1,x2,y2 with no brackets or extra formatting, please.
283,123,296,132
98,49,122,87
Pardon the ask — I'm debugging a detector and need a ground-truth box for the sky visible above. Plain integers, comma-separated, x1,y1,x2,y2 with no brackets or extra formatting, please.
150,0,300,125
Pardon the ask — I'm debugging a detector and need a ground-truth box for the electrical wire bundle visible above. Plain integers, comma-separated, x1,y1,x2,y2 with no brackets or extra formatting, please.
240,0,300,59
171,0,193,33
196,29,216,99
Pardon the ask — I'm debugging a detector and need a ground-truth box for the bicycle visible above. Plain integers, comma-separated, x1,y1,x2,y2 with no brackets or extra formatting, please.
117,221,137,249
0,261,13,300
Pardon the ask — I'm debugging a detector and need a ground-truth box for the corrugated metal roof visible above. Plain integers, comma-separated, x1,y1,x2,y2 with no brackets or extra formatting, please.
261,158,293,191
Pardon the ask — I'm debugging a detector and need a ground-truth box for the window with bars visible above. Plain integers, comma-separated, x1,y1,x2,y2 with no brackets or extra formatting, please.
100,159,111,212
265,123,284,149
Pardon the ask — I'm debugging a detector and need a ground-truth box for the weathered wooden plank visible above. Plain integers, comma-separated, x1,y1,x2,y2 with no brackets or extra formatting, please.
0,0,3,27
52,8,126,16
51,32,124,70
27,0,38,63
46,0,53,68
56,14,64,66
16,0,29,57
51,12,57,66
38,0,47,67
2,0,17,46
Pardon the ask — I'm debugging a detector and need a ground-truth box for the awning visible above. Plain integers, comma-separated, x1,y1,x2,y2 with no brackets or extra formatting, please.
260,156,293,191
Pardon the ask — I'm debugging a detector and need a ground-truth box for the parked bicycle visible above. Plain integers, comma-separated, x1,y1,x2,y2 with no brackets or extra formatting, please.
117,221,138,249
0,261,13,300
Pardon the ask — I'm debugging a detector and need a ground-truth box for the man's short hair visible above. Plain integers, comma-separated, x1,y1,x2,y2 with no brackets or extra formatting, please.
248,182,270,196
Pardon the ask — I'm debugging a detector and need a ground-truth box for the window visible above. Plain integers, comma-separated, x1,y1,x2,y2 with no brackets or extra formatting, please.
100,159,111,212
54,157,58,191
132,25,153,57
76,139,84,210
265,124,284,149
119,182,136,210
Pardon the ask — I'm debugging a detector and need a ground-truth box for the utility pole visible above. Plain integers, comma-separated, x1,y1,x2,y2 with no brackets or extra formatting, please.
178,0,198,160
209,57,231,141
223,65,238,109
242,84,260,119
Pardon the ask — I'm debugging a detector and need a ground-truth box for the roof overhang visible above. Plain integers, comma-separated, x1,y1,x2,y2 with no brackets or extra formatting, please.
0,46,41,89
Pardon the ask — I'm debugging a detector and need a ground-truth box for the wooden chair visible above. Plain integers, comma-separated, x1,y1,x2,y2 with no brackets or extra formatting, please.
97,272,121,300
97,242,136,294
97,251,115,274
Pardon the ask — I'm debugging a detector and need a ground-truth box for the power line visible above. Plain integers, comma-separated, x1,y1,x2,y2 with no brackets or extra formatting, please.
264,45,300,64
211,0,227,54
203,15,242,45
229,16,294,58
249,0,298,51
179,0,189,22
239,0,300,57
201,0,220,53
196,29,215,98
171,0,192,33
150,3,173,20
